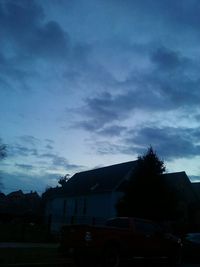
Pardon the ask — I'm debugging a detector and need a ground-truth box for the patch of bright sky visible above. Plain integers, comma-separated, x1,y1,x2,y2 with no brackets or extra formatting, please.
167,156,200,176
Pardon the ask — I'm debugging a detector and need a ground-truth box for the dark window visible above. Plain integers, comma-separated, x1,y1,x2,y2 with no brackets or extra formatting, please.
74,199,78,214
135,220,161,235
63,199,67,216
186,233,200,243
106,218,129,228
83,198,87,215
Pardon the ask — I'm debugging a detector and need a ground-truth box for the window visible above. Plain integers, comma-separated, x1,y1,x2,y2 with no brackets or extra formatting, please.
106,218,129,228
74,199,78,214
63,199,67,217
135,220,161,235
83,197,87,215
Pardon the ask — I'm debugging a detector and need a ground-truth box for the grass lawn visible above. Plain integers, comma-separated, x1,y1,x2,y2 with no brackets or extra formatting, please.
0,244,62,265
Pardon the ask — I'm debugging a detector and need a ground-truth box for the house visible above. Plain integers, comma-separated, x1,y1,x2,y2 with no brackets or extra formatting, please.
0,190,42,223
162,172,199,223
191,182,200,199
43,161,200,232
191,182,200,223
43,161,137,231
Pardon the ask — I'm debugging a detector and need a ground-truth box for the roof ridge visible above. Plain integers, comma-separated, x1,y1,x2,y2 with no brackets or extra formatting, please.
162,171,186,175
75,160,137,175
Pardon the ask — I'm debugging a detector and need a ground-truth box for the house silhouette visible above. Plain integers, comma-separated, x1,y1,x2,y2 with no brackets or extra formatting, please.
43,161,200,232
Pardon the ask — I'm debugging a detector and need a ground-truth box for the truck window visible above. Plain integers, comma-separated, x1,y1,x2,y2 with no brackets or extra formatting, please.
106,218,129,228
135,220,161,235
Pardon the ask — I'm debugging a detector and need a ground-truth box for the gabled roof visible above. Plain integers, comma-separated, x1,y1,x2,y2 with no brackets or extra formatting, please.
44,162,196,202
162,172,197,203
191,182,200,200
7,190,24,198
62,161,137,196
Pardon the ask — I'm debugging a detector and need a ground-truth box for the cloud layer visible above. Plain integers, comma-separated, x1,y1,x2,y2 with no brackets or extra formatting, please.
1,0,200,192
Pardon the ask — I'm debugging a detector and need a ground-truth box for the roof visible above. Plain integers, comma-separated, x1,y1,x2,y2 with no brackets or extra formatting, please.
43,162,197,203
191,182,200,200
61,161,137,196
162,172,197,203
7,190,24,198
25,191,40,199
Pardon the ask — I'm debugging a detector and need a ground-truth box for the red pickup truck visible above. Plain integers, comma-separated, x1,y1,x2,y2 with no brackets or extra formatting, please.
60,217,182,267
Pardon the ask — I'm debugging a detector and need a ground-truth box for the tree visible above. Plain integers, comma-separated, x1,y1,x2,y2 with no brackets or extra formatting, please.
117,146,177,221
58,174,70,186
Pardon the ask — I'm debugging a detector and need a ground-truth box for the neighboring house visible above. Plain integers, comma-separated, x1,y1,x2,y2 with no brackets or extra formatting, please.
191,182,200,223
0,190,42,223
162,172,199,224
191,182,200,199
43,161,200,232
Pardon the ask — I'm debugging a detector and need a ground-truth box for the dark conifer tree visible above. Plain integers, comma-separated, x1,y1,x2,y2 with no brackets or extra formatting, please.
117,146,177,221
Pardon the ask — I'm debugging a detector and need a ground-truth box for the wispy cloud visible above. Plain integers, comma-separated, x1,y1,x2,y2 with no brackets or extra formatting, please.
18,135,40,146
40,153,83,170
93,126,200,161
0,170,62,194
9,144,38,157
2,0,200,192
15,163,34,170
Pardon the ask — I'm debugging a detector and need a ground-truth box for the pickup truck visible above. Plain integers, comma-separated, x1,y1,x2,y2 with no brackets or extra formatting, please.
60,217,182,267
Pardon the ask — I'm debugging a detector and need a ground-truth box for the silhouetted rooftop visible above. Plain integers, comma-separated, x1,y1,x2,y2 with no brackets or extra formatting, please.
62,161,137,196
43,162,197,203
191,182,200,200
162,172,197,203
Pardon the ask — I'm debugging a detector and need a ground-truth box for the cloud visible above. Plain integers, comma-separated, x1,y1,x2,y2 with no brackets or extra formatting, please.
158,0,200,32
97,125,127,136
52,156,82,170
18,135,40,146
15,163,34,170
151,46,186,71
0,50,33,91
74,43,200,133
6,137,82,176
40,153,83,170
113,0,200,34
94,141,127,155
90,125,200,162
77,87,169,131
0,170,61,194
0,0,70,91
0,0,44,37
44,139,54,150
28,20,70,60
148,47,200,107
2,0,200,185
9,144,38,157
75,92,118,131
45,139,55,144
124,126,200,160
46,144,53,150
0,0,69,60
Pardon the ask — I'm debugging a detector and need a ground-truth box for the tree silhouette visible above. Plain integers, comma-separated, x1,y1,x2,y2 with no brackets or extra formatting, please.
58,174,70,186
117,146,177,221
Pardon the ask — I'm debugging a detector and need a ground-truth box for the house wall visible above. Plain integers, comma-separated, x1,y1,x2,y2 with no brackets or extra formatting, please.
45,191,123,232
45,197,64,232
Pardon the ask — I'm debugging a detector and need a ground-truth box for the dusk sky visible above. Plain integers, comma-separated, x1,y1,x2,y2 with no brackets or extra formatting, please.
1,0,200,194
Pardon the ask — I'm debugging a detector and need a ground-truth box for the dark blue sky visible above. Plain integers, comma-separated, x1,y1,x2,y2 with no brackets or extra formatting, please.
1,0,200,193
